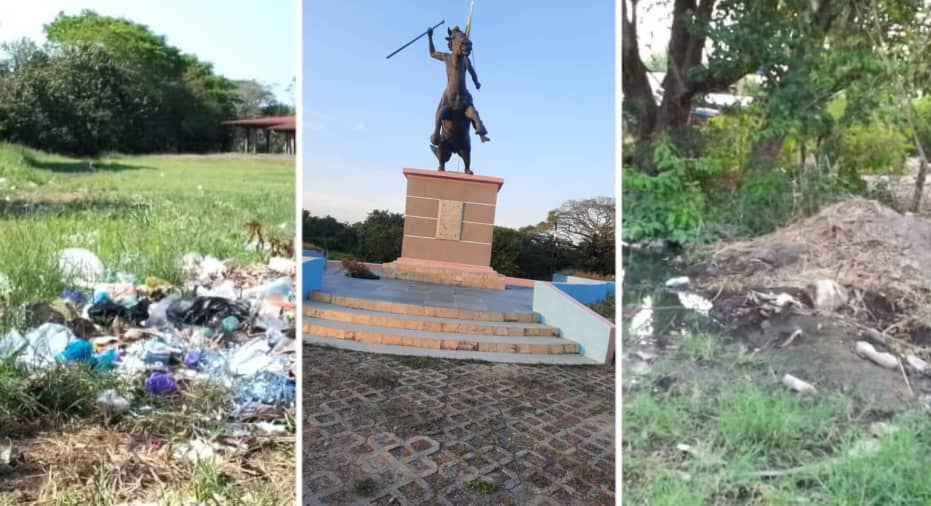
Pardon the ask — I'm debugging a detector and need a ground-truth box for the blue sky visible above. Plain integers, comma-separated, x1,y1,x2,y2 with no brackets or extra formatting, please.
0,1,296,103
302,0,615,228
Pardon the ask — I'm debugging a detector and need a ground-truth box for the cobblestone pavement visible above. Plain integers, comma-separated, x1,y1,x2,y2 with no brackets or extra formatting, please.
303,345,615,505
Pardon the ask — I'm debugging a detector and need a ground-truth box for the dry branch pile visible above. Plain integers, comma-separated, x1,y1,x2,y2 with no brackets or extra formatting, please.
703,199,931,315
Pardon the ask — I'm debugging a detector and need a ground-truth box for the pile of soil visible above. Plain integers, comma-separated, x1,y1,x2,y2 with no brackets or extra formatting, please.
702,198,931,315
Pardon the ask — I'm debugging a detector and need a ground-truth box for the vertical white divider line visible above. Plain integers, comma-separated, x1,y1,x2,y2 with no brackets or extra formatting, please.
294,0,304,503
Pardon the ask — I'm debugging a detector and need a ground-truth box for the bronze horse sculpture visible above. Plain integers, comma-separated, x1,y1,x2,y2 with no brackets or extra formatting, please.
427,25,489,175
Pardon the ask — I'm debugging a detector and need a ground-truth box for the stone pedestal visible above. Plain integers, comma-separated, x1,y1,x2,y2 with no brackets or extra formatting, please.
382,168,506,290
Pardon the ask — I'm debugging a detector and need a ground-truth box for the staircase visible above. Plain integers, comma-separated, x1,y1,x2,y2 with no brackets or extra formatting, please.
303,292,597,365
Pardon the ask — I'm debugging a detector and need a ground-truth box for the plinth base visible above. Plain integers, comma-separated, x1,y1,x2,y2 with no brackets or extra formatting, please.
382,258,506,290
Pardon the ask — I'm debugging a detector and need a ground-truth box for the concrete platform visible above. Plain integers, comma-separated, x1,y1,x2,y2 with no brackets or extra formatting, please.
318,267,532,313
303,337,598,365
304,266,591,363
304,299,558,336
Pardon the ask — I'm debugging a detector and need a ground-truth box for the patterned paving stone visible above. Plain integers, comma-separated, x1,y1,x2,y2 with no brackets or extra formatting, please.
303,344,615,505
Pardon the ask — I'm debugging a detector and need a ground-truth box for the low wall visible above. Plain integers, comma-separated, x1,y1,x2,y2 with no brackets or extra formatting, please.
532,281,615,364
548,275,616,305
303,257,325,297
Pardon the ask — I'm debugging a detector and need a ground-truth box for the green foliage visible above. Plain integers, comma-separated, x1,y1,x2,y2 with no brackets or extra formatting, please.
835,120,910,174
700,108,762,175
352,210,403,263
622,139,707,245
0,11,273,155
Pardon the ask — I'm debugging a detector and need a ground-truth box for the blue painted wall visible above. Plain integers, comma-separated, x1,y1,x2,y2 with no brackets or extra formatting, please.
549,275,616,305
303,257,325,297
303,249,326,258
532,281,615,363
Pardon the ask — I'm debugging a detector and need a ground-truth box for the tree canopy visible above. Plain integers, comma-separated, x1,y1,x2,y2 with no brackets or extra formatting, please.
0,10,293,156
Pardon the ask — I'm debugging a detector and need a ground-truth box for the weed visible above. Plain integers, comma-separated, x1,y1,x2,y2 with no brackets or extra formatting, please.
679,330,722,363
361,370,399,390
465,477,497,495
191,461,226,503
396,356,443,370
352,477,378,497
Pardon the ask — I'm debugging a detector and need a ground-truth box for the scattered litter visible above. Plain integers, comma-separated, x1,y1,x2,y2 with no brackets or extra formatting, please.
0,250,295,438
869,422,899,438
855,341,899,370
665,276,690,288
677,292,712,315
173,439,220,464
782,374,817,395
96,389,131,415
633,350,655,362
906,355,930,374
630,296,653,339
253,421,288,435
145,371,179,395
0,437,19,472
268,256,294,274
809,279,848,312
58,248,105,286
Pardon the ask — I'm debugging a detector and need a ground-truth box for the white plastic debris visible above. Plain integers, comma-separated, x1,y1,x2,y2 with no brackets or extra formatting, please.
196,280,237,300
13,324,75,367
677,292,712,315
228,337,287,376
96,389,131,415
906,355,930,374
629,296,653,339
782,374,818,395
173,439,219,464
268,256,294,274
199,256,227,279
855,341,899,370
253,422,288,435
774,293,802,309
58,248,105,286
810,279,849,311
664,276,690,288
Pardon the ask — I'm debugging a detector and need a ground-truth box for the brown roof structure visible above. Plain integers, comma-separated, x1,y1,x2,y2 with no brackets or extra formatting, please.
221,115,295,127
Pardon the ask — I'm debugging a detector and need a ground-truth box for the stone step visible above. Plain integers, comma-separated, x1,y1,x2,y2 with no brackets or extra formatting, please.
303,318,579,355
304,300,558,337
304,336,598,365
308,291,539,323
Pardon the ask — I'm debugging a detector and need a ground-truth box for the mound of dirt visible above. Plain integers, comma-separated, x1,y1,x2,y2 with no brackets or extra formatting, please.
703,198,931,313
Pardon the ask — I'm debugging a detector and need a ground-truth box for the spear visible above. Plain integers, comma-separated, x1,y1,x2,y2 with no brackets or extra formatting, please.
385,20,445,59
465,0,475,37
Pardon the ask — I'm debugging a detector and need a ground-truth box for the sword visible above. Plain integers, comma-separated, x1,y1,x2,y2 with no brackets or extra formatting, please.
385,20,445,59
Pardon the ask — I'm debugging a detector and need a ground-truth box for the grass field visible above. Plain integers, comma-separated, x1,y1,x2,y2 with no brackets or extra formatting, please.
0,143,295,504
623,326,931,505
0,143,294,329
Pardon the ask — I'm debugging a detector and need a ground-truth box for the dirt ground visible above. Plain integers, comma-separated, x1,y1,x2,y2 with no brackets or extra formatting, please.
303,345,615,505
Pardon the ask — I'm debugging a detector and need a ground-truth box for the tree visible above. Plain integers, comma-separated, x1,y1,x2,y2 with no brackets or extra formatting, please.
549,197,616,275
0,10,246,155
353,210,403,263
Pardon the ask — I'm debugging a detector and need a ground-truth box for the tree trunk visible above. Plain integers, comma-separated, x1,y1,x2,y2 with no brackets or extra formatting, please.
911,134,929,213
621,0,657,140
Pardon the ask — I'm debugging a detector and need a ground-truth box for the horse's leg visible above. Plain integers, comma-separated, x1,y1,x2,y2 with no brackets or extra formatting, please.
465,106,489,142
459,146,472,175
430,144,446,171
432,99,446,146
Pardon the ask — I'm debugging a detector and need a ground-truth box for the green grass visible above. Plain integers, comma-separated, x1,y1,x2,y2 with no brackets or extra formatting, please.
0,144,294,331
623,363,931,505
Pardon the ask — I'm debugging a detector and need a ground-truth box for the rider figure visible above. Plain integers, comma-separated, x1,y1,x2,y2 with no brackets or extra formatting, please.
427,26,489,146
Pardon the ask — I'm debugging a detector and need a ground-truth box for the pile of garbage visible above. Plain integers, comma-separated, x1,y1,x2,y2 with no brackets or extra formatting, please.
703,198,931,311
0,247,297,420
